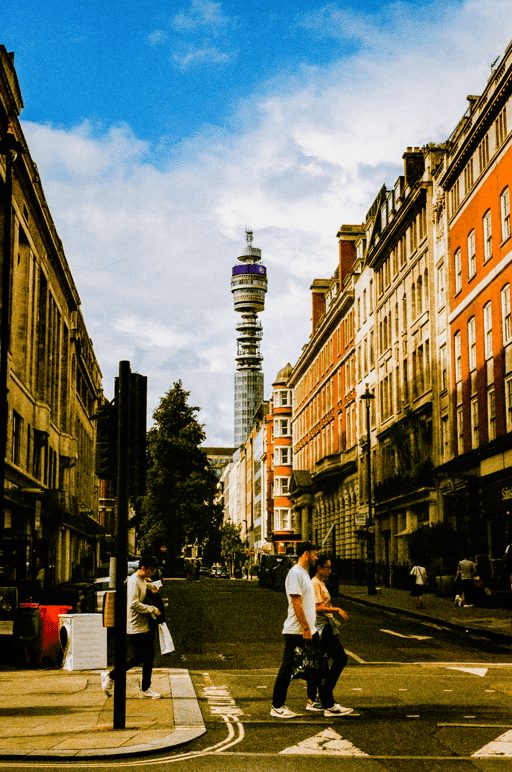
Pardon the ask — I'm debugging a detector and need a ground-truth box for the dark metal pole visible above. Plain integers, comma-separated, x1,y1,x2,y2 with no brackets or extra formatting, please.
113,360,131,729
362,384,376,596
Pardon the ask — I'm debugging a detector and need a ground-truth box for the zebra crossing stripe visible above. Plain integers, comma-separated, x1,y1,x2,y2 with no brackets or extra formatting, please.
280,728,368,756
472,729,512,757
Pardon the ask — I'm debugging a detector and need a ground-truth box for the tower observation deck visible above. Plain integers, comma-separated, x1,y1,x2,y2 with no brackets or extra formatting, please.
231,230,267,447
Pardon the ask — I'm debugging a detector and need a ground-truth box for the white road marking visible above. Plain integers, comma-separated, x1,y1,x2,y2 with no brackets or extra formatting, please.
445,666,488,677
380,629,432,640
473,729,512,757
345,648,365,663
280,728,368,756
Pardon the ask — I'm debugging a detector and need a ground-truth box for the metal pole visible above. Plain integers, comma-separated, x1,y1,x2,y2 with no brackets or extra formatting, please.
0,146,13,525
113,360,131,729
366,396,376,595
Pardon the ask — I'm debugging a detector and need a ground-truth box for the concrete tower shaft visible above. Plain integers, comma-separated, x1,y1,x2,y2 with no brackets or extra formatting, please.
231,230,267,447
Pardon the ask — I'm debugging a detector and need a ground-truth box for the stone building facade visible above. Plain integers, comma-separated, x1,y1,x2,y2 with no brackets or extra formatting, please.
0,47,104,588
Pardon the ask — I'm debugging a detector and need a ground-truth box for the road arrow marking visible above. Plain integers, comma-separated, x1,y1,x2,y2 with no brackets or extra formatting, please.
445,666,488,677
380,629,432,640
472,729,512,757
280,728,368,756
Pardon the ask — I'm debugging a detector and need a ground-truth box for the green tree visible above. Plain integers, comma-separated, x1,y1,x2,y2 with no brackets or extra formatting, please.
405,522,458,569
138,381,223,566
220,522,246,576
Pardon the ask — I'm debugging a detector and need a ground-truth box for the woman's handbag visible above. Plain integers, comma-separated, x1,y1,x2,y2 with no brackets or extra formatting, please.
291,641,328,681
328,615,344,636
158,622,175,655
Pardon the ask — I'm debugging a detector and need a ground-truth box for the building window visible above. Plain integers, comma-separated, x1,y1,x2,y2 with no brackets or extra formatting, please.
484,302,493,360
468,317,476,371
470,397,479,449
502,284,512,344
478,133,489,170
440,343,447,391
454,249,461,294
275,447,290,465
274,418,291,437
12,411,23,467
273,508,291,530
437,263,445,308
457,406,464,455
501,187,510,241
450,179,460,215
488,387,496,441
275,476,290,496
483,209,492,261
506,376,512,432
468,229,476,278
496,107,508,148
441,415,449,462
464,158,474,194
454,331,462,382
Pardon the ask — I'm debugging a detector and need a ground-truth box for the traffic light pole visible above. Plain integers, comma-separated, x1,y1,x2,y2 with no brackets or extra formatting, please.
113,360,130,729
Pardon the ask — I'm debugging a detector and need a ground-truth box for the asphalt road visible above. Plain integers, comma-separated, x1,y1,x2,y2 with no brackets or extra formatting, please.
5,577,512,771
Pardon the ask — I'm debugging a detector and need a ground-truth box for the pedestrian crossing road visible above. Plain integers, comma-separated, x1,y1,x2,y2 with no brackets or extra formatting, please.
187,662,512,765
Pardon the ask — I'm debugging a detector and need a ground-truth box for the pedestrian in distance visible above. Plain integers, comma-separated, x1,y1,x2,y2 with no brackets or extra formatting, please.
410,564,428,609
270,542,353,719
306,554,349,713
454,555,476,607
101,555,163,699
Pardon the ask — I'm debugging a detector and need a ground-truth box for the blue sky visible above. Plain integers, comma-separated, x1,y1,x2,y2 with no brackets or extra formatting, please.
4,1,512,445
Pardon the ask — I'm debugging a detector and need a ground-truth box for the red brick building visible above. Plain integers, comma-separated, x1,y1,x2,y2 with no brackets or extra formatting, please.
288,226,364,556
438,41,512,558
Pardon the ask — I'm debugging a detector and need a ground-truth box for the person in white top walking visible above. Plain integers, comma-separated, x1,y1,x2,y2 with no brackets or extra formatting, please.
410,564,428,609
270,542,353,719
101,556,163,699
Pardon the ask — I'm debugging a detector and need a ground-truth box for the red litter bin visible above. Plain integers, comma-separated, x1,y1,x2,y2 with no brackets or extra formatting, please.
38,605,72,664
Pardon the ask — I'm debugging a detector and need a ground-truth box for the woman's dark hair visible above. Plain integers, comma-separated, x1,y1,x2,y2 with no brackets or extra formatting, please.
316,553,331,569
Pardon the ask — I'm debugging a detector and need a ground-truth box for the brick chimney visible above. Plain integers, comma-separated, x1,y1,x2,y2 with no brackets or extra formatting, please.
311,280,330,331
402,147,425,188
336,225,365,291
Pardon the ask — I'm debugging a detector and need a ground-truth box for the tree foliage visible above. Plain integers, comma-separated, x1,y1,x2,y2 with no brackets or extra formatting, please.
138,381,223,563
405,522,458,569
220,522,246,574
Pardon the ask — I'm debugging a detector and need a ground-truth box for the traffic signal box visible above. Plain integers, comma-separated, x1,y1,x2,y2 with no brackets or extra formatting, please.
94,372,147,498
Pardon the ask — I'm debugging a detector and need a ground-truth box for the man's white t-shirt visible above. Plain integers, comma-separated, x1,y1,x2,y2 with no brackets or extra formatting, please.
282,563,317,635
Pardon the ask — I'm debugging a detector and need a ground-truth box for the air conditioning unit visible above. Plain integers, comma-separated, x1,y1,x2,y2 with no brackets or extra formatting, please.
59,613,107,670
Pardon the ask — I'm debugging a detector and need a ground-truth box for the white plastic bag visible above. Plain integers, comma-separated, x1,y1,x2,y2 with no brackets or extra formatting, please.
159,622,175,654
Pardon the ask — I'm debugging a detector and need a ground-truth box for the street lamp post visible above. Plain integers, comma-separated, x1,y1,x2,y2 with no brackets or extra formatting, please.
361,384,376,596
0,122,24,523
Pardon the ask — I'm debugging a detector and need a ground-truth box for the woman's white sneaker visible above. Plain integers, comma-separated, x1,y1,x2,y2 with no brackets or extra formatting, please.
270,705,299,718
324,703,354,716
141,689,162,699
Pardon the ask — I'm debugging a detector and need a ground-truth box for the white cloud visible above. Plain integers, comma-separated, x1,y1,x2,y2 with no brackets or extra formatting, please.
172,0,231,34
21,1,512,445
171,46,233,70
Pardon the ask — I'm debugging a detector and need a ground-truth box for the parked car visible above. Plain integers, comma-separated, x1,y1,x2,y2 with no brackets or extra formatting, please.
94,561,140,612
210,565,229,578
199,565,210,577
259,554,299,591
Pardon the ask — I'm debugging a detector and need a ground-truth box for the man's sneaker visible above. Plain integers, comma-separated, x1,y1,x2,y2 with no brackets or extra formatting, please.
270,705,299,718
140,689,163,699
101,671,113,697
324,703,354,717
306,701,324,712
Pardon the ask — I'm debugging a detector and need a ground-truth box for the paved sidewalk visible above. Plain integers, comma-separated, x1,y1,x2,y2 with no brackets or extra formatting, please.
0,667,205,758
339,583,512,642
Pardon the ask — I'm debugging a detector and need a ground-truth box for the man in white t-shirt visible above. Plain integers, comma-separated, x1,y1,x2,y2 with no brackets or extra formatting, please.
270,542,352,719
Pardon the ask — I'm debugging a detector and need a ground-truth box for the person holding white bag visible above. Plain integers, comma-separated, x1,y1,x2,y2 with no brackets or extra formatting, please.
101,556,164,699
